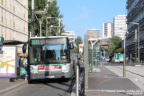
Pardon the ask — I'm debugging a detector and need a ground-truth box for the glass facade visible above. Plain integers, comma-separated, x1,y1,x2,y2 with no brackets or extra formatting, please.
88,44,100,72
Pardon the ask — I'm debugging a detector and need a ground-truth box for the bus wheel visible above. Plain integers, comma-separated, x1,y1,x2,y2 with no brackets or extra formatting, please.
64,78,70,82
28,79,33,84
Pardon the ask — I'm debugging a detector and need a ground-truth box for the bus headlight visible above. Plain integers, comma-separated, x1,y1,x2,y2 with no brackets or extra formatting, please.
62,64,70,72
30,66,38,73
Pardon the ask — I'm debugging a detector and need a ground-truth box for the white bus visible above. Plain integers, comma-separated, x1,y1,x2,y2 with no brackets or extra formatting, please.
26,36,74,83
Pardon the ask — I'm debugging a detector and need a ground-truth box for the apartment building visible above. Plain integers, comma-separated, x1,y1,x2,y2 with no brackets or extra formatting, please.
0,0,28,42
113,14,127,40
102,22,113,38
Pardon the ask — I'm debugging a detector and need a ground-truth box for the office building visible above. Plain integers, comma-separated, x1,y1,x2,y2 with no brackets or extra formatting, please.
127,0,144,61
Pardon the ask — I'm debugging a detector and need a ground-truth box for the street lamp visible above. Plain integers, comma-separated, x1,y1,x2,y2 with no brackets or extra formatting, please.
129,22,140,65
120,28,128,78
34,10,47,37
31,0,35,37
47,17,61,36
31,0,55,37
50,25,60,36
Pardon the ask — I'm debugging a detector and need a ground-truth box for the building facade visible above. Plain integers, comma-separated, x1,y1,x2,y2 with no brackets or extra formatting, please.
87,29,99,39
61,31,75,42
113,14,127,40
0,0,28,42
126,0,144,62
102,22,113,38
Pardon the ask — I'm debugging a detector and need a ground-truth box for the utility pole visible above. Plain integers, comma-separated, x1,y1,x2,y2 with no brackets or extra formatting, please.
58,18,61,35
137,25,140,64
135,29,137,64
46,19,48,36
39,19,43,37
32,0,35,37
123,37,126,78
119,28,127,78
76,60,79,96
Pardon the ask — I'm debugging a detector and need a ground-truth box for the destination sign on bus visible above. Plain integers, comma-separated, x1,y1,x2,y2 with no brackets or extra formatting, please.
31,38,66,45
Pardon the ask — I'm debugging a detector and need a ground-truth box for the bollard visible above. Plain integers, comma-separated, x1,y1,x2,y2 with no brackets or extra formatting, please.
76,61,79,96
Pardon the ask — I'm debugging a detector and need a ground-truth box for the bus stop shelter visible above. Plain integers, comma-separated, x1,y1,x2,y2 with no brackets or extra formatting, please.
84,35,101,91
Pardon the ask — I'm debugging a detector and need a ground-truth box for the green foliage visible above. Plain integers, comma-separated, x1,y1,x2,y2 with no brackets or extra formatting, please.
28,0,64,36
115,48,123,53
75,36,83,53
108,41,115,56
108,36,123,56
111,36,122,48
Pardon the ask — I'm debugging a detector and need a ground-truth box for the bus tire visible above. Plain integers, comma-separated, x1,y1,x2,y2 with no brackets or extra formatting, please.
64,78,71,82
28,79,33,84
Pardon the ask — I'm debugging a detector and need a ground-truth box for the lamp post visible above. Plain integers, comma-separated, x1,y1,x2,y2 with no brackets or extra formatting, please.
123,36,126,77
47,17,61,36
129,22,140,65
45,0,55,36
120,28,128,78
34,10,47,37
39,19,43,37
50,25,60,36
31,0,35,37
32,0,55,37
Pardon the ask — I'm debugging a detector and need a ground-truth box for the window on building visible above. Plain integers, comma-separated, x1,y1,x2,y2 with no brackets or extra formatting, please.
1,9,3,24
1,0,3,5
5,0,7,7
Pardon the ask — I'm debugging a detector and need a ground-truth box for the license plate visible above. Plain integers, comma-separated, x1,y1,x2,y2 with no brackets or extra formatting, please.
47,66,55,70
46,76,55,78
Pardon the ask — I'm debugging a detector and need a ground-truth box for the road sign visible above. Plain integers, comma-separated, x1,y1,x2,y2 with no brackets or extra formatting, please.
79,44,83,53
100,45,109,49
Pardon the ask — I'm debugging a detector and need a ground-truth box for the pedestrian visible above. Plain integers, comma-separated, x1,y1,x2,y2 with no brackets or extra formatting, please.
23,56,28,80
16,53,21,80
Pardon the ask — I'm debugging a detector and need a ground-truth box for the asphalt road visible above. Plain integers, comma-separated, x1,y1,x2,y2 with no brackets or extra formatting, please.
1,79,74,96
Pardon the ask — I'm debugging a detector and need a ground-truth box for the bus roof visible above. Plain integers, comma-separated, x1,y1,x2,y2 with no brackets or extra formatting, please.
30,36,68,39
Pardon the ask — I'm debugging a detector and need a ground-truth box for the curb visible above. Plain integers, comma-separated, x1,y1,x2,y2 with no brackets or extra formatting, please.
70,67,85,96
70,85,76,96
118,66,144,77
0,81,26,94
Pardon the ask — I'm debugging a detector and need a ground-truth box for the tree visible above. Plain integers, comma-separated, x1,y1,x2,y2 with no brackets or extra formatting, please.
75,36,83,53
108,36,123,56
28,0,65,36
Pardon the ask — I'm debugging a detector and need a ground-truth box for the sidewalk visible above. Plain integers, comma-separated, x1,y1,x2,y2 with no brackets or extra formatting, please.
85,66,143,96
0,73,27,94
119,65,144,77
106,65,144,91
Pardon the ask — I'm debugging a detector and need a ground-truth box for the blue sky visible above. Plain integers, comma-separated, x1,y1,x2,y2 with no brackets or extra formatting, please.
57,0,127,39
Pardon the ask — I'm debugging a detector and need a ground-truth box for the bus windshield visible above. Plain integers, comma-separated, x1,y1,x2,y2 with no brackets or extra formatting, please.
30,38,70,64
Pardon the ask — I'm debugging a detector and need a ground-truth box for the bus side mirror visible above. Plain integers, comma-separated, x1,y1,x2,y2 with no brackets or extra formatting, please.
22,43,27,53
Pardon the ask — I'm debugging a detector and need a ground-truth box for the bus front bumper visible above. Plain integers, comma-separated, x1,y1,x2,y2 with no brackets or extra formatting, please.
29,70,72,80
